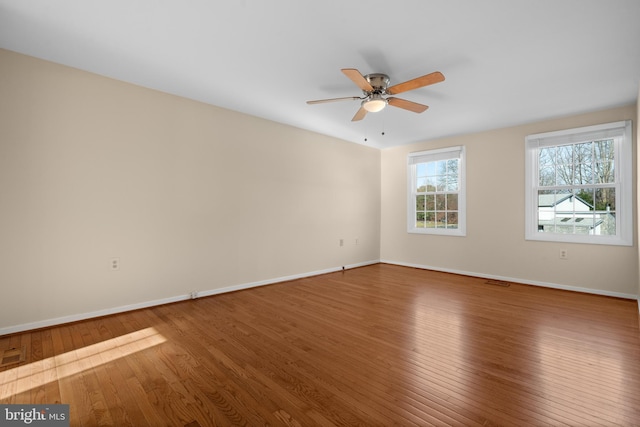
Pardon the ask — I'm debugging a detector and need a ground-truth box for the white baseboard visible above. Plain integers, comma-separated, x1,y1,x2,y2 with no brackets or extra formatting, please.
194,259,378,299
381,259,638,300
0,259,380,337
0,295,191,337
2,258,633,336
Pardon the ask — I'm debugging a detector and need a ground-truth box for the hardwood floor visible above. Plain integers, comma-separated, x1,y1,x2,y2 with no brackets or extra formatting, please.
1,263,639,426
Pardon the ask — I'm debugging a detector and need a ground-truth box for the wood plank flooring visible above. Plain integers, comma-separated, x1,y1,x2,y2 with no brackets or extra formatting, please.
1,263,639,426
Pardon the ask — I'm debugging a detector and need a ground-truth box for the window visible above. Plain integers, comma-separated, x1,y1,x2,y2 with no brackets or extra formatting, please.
525,120,632,246
407,146,466,235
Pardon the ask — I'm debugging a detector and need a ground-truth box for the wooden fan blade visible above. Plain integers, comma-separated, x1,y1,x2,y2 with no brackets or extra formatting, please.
386,71,445,95
342,69,374,92
387,97,429,113
307,96,361,105
351,106,368,121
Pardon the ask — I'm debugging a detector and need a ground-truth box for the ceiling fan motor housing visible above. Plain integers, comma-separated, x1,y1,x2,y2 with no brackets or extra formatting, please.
363,73,390,95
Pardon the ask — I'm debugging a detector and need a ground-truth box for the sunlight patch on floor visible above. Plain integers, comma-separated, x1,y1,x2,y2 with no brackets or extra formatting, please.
0,327,166,400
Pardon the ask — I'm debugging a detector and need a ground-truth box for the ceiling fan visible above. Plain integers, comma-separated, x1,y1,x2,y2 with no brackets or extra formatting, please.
307,68,445,121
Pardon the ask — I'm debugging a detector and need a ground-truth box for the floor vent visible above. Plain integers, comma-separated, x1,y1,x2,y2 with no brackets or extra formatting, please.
484,279,511,287
0,347,26,367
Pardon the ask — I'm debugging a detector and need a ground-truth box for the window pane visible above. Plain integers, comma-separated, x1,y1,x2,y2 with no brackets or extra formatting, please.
425,212,435,228
446,194,458,210
554,144,574,185
446,159,459,174
446,212,458,228
595,161,614,183
574,215,593,234
425,194,435,210
538,190,565,233
555,217,575,234
574,188,594,211
539,146,555,166
556,164,573,185
426,177,437,191
595,187,615,212
435,212,446,228
416,195,426,210
557,144,573,164
574,162,593,185
446,174,459,191
425,162,436,176
575,142,592,164
539,166,555,186
435,194,446,210
594,139,614,161
416,163,427,177
594,187,616,235
416,177,427,191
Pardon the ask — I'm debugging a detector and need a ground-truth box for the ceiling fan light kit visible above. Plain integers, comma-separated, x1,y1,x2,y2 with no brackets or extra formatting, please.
362,94,387,112
307,68,445,121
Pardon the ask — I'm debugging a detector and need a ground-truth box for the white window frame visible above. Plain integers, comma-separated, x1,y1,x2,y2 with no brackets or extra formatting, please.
407,146,466,236
525,120,633,246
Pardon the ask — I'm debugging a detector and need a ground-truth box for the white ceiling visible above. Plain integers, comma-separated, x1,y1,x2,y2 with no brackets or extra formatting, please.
1,0,639,149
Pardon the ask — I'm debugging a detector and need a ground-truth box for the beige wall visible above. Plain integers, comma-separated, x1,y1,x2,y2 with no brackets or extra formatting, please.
1,47,637,334
0,49,381,332
381,105,638,296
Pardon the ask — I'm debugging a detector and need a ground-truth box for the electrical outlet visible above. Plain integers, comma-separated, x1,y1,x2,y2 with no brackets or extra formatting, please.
559,249,568,260
109,257,120,271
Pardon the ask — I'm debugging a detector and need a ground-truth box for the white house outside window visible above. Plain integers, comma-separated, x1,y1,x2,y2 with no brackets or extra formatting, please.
407,146,466,236
525,120,632,246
